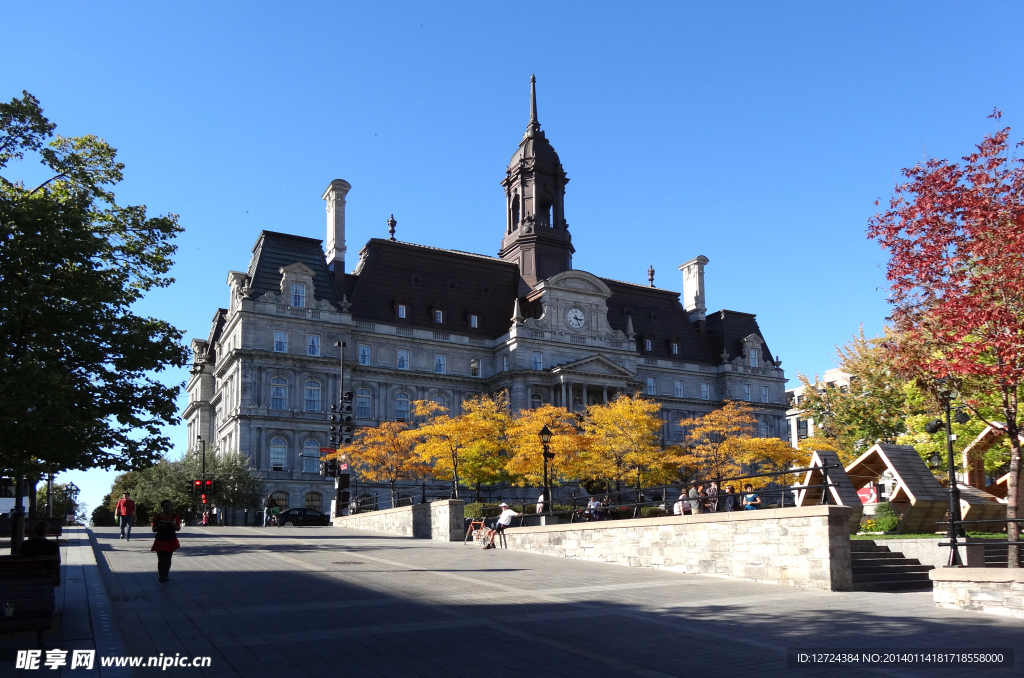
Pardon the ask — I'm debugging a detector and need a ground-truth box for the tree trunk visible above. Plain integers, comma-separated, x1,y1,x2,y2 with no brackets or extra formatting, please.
390,480,397,509
1005,412,1021,569
474,481,481,503
10,476,26,555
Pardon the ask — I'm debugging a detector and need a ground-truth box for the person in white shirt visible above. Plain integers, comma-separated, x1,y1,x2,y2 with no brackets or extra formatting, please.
586,496,601,521
535,492,546,514
483,503,522,549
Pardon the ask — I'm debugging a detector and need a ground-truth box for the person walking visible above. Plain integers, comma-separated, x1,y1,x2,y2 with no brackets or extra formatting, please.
263,493,278,527
151,500,181,583
116,491,137,541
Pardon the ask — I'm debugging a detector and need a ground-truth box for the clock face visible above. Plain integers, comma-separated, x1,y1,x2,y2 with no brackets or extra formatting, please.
566,308,586,329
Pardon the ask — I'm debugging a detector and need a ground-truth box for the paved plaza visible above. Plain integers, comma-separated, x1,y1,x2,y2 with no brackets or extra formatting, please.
4,525,1023,678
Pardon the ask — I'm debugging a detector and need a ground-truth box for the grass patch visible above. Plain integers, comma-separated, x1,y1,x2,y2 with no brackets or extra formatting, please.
851,532,1008,540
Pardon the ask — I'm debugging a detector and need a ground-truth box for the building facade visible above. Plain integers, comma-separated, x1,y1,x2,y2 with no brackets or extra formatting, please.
183,78,789,514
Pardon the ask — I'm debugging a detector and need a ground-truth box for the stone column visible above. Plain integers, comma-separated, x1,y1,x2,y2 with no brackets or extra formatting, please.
561,380,567,408
602,386,608,403
582,384,588,408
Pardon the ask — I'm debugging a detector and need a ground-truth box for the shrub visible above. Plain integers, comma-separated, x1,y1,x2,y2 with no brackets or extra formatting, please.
641,507,667,518
91,504,116,527
874,502,899,532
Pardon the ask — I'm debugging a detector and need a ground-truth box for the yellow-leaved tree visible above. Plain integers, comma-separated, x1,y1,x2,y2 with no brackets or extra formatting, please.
581,393,674,499
676,400,801,488
505,405,586,491
345,421,425,508
458,393,512,501
405,394,508,499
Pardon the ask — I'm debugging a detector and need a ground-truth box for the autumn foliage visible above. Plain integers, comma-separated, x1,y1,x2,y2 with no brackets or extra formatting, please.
868,111,1024,564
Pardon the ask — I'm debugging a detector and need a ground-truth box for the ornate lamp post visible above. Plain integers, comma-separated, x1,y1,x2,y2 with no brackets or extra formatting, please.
538,425,554,514
923,379,970,567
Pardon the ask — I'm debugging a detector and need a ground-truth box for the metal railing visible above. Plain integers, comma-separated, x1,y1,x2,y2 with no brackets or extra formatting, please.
936,517,1024,567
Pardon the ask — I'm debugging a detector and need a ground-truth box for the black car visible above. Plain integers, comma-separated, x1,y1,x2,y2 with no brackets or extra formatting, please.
275,508,330,527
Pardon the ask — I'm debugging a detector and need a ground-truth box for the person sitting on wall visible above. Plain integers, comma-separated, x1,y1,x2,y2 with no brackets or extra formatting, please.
743,484,761,510
483,503,522,549
587,495,602,521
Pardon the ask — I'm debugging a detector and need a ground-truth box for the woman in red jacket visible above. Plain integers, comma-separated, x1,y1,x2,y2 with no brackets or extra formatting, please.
151,500,182,583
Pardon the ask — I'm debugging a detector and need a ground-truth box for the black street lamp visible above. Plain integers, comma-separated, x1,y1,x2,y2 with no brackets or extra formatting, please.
924,380,968,567
539,425,554,513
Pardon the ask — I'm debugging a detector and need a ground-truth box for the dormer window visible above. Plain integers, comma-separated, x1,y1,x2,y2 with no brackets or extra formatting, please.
291,283,305,308
397,304,407,319
750,350,758,367
671,342,679,356
469,314,479,329
644,338,652,352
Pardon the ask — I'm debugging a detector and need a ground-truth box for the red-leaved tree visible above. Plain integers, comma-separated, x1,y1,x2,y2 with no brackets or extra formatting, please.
868,111,1024,567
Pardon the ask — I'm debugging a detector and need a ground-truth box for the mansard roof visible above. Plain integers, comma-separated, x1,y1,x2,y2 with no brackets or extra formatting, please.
346,239,519,337
704,309,774,364
246,230,341,306
600,278,715,364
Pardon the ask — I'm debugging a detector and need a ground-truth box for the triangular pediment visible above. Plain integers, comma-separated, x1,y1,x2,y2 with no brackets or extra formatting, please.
280,262,316,277
552,354,635,378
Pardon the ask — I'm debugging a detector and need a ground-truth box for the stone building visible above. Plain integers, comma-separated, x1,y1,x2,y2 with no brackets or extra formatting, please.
183,77,789,515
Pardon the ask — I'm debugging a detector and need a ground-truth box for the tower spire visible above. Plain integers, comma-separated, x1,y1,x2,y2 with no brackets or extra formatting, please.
525,75,542,137
530,74,538,125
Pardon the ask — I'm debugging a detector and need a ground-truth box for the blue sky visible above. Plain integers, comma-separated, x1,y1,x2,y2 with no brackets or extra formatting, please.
5,1,1024,514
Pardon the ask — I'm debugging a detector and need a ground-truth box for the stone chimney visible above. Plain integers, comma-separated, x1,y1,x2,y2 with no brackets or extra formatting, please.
322,179,352,274
679,255,709,330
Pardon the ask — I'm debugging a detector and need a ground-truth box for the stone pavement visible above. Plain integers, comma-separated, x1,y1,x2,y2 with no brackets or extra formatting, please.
9,525,1024,678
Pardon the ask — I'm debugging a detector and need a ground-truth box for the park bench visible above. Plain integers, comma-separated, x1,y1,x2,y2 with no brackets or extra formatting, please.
0,556,60,647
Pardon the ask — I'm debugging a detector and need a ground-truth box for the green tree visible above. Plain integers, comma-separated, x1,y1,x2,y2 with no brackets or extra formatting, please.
796,327,915,461
102,448,264,523
34,482,84,523
0,91,187,482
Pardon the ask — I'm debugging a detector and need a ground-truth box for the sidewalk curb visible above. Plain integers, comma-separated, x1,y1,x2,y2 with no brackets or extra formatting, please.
82,528,131,678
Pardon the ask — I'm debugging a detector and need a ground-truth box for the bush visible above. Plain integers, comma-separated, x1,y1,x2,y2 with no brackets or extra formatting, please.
91,504,116,527
640,507,667,518
463,501,577,518
874,502,899,532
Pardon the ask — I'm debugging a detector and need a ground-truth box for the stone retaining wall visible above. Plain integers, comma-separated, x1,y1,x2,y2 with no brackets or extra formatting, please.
502,505,853,591
331,500,463,541
930,568,1024,618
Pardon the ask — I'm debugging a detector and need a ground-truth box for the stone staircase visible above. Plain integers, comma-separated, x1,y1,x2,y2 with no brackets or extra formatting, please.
849,541,934,591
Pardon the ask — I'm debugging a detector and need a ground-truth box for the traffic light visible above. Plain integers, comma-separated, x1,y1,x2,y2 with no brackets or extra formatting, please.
192,479,202,494
203,479,215,493
201,493,207,504
329,405,338,446
339,473,350,489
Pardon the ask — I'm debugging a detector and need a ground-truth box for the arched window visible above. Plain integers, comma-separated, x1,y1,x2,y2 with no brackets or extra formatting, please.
356,388,372,419
510,194,520,231
547,203,554,228
269,438,287,470
304,380,321,412
305,491,323,511
531,393,543,409
395,392,410,421
271,490,289,509
271,377,287,410
302,439,321,473
434,394,447,411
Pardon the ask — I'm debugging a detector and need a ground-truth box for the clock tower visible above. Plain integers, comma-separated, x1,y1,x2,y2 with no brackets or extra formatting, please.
499,76,574,289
